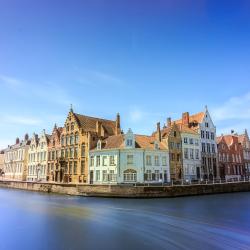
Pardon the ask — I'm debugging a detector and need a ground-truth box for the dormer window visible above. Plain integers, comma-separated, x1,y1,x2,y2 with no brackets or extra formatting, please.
126,139,133,147
154,142,159,150
125,128,135,148
97,140,102,150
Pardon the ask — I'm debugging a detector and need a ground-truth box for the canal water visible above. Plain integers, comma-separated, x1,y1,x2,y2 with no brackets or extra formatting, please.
0,189,250,250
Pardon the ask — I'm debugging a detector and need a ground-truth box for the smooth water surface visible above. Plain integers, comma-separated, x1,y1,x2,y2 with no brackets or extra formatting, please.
0,188,250,250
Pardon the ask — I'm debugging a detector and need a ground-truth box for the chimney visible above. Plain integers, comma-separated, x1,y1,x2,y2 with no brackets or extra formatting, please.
24,134,29,141
115,113,121,135
16,137,20,144
182,112,189,125
96,121,102,137
167,117,171,127
156,122,161,142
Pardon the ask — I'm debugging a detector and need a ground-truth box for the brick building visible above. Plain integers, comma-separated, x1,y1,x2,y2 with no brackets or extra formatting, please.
217,133,245,180
59,107,121,183
47,124,63,182
239,129,250,177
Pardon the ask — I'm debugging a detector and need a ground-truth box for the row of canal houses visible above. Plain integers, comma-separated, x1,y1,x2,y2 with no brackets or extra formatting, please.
1,106,250,184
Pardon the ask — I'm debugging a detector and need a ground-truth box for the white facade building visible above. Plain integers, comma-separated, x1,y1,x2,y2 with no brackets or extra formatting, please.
175,107,218,180
180,126,201,181
89,129,170,184
27,130,50,181
3,135,30,181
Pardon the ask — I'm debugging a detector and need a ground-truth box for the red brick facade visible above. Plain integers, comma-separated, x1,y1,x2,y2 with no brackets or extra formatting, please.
217,134,245,179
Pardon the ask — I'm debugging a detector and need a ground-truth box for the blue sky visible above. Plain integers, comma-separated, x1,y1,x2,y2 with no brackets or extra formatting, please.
0,0,250,148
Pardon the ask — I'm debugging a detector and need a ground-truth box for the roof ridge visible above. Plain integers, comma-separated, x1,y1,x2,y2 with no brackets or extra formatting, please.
74,113,115,123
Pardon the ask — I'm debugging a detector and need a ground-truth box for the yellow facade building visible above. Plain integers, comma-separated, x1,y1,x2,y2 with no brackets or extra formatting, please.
59,107,121,183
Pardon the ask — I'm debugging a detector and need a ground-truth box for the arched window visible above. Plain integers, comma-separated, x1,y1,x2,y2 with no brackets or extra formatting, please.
123,169,137,182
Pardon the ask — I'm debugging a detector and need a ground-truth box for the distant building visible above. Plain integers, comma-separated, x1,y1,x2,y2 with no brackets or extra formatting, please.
0,150,5,175
59,107,120,183
174,107,218,180
239,129,250,177
89,129,170,184
47,124,63,182
4,135,30,181
27,130,50,181
217,133,245,180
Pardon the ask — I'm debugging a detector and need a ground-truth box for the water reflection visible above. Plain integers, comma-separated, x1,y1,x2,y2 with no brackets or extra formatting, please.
0,189,250,250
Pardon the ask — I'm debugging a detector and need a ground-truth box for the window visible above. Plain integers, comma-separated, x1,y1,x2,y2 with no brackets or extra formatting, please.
127,155,133,165
110,156,115,165
74,147,78,158
109,170,116,182
81,160,85,174
171,153,175,161
66,125,69,132
65,149,68,158
69,162,73,174
70,135,74,145
96,156,100,166
70,147,74,158
174,131,177,137
97,141,101,150
126,139,133,147
190,149,194,159
177,154,181,162
184,148,189,159
73,161,77,175
90,156,94,167
155,156,160,166
75,133,79,144
176,143,181,149
52,151,55,160
81,143,85,157
103,170,108,182
195,149,199,159
211,132,215,140
207,143,211,153
211,144,215,153
71,122,74,131
155,170,160,181
189,138,193,144
202,143,206,152
66,136,69,145
205,122,209,128
102,156,108,166
96,170,100,181
123,169,137,182
201,130,205,138
195,139,199,146
184,137,188,144
170,142,174,149
145,170,152,181
146,155,152,166
162,156,167,166
206,131,210,139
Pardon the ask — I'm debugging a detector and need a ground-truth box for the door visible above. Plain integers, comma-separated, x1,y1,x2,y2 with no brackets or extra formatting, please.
196,167,200,179
90,170,94,184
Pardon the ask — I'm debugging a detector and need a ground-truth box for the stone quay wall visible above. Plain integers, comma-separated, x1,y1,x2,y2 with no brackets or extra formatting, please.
0,180,250,198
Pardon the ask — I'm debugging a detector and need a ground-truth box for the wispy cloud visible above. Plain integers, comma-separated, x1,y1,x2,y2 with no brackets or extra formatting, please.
75,69,124,87
212,92,250,135
0,74,24,89
2,115,42,126
212,92,250,121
